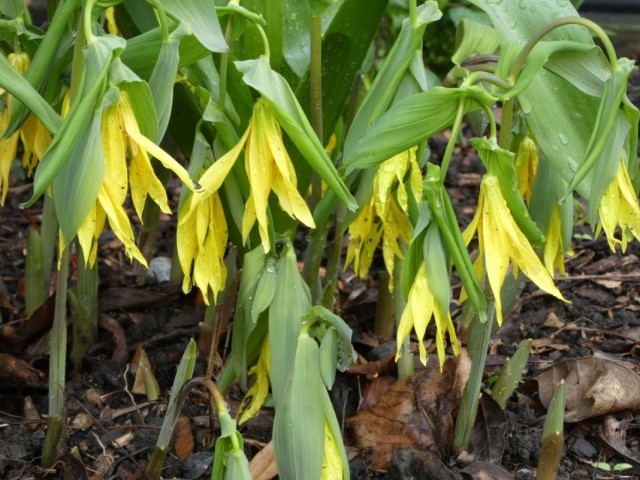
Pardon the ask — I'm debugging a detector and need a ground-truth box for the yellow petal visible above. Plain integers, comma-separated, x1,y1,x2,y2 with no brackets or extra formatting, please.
129,147,171,219
238,335,271,425
320,419,343,480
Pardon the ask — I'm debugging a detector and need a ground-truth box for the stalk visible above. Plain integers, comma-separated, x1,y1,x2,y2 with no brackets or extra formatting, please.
309,13,323,210
394,247,413,379
25,227,46,316
70,246,98,369
373,270,394,340
453,302,495,452
41,245,71,468
320,210,346,310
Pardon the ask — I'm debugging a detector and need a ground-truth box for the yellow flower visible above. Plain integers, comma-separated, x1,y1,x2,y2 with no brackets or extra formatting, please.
0,52,51,204
543,205,570,276
242,99,315,252
345,147,421,283
179,97,314,297
78,91,196,266
514,136,538,206
396,264,459,368
597,158,640,253
321,419,344,480
463,174,566,324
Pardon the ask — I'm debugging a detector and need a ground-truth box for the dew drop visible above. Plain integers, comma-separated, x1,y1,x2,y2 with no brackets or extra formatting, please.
558,133,569,145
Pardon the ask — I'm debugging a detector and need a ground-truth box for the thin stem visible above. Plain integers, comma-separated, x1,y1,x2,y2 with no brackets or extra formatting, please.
499,98,514,150
149,0,169,41
217,16,235,114
394,244,413,379
509,16,618,82
409,0,417,29
439,99,466,184
255,23,270,59
41,244,70,467
320,211,345,309
83,0,97,44
464,71,512,91
309,14,323,210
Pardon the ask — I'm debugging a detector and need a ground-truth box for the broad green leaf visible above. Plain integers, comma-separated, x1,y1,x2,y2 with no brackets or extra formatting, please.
283,0,310,76
401,203,430,298
235,56,356,210
451,18,499,67
269,242,311,406
5,0,80,136
121,26,210,79
53,111,105,244
343,0,442,159
251,262,277,323
149,22,190,139
273,333,325,480
345,85,496,169
545,47,609,97
319,373,350,479
162,0,228,53
496,40,607,101
467,0,603,199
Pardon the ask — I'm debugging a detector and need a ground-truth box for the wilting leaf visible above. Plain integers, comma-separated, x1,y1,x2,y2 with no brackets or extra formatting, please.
532,356,640,422
469,394,506,464
174,416,194,461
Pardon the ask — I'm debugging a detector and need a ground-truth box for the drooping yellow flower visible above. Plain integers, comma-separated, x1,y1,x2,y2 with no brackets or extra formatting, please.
514,136,538,206
0,52,51,204
597,158,640,253
78,91,197,266
543,205,569,276
396,264,459,368
178,97,315,298
463,174,566,324
242,99,315,252
345,147,421,283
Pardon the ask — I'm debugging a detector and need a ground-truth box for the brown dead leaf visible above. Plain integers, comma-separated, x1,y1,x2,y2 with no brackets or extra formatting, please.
249,440,278,480
460,461,514,479
174,416,194,461
0,295,54,354
98,284,179,312
131,347,152,395
600,414,640,470
469,394,506,464
533,357,640,422
0,353,46,388
348,352,470,470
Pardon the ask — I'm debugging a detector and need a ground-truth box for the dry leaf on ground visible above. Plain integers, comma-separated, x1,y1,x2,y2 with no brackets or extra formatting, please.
348,352,470,470
532,357,640,422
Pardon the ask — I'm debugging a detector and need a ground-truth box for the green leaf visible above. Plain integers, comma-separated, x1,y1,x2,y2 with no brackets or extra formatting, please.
5,0,80,136
319,327,338,389
251,260,277,323
451,18,499,67
343,0,442,159
273,333,325,480
235,56,357,210
308,305,356,371
423,223,450,317
162,0,228,53
269,242,312,406
53,111,105,244
149,22,190,139
282,0,311,76
110,59,158,142
346,85,495,169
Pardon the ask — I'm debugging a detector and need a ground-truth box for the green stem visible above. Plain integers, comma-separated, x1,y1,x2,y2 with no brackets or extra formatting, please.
464,71,513,91
439,99,465,184
499,98,514,150
320,211,345,309
394,244,413,379
409,0,417,29
149,0,169,41
454,301,495,452
310,14,323,209
42,244,71,467
255,23,270,60
217,15,235,115
83,0,97,44
71,246,98,369
509,16,618,82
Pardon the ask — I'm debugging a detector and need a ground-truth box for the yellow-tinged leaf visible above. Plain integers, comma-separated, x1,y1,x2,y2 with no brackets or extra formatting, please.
544,205,566,276
320,419,343,480
239,335,271,425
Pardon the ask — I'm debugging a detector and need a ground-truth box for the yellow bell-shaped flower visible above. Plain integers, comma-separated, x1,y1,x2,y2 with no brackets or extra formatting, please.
0,52,51,204
463,174,566,324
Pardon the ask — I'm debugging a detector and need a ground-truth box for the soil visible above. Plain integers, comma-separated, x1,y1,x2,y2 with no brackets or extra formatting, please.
1,26,640,480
